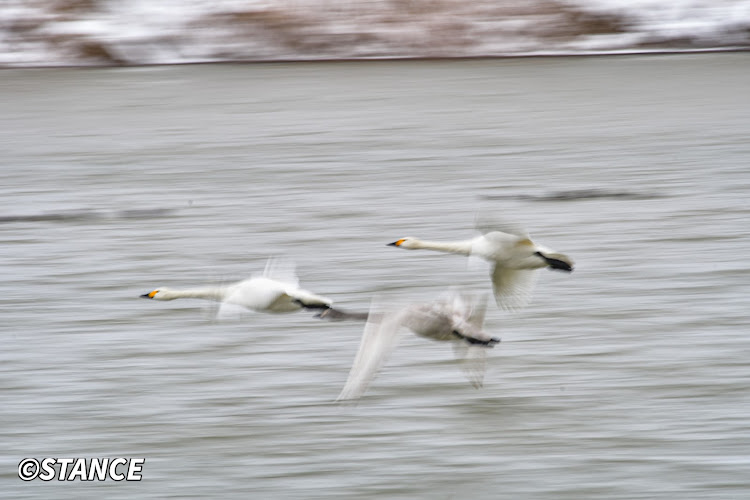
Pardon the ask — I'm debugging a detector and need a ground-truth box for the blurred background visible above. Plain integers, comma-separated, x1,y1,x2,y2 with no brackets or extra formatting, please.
1,0,750,66
2,2,750,500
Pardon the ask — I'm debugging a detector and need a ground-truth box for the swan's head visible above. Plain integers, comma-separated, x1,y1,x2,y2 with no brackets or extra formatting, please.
387,237,420,249
140,288,174,300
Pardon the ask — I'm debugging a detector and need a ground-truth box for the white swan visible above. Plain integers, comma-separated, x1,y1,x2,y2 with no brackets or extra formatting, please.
337,291,499,401
140,258,333,315
388,220,573,310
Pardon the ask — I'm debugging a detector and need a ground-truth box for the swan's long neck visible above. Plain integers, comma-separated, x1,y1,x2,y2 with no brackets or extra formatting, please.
413,238,473,256
166,286,228,301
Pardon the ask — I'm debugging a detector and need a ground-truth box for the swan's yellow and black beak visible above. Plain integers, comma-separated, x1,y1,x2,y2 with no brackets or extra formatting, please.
387,239,405,247
140,290,158,299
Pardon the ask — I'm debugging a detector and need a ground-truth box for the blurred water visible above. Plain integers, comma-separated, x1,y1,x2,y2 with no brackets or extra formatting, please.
1,53,749,499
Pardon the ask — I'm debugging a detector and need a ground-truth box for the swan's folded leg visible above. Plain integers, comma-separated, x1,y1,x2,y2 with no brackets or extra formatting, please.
534,251,574,272
288,288,333,309
315,308,370,322
293,299,329,310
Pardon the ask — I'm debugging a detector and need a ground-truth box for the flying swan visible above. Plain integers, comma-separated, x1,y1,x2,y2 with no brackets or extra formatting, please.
141,258,351,318
337,291,500,401
388,218,574,310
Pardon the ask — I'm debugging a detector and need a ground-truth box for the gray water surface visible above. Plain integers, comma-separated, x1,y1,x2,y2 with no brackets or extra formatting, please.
2,53,750,499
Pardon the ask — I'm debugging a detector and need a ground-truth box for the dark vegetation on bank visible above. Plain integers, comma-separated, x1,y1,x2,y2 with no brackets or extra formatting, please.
3,0,749,67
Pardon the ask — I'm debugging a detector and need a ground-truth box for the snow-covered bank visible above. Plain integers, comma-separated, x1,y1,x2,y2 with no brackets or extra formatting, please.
1,0,749,67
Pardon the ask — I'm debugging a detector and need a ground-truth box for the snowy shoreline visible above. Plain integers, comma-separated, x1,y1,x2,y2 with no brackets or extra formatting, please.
2,0,749,67
2,47,748,71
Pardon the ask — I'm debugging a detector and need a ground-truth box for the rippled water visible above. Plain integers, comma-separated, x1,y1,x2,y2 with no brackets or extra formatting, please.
2,53,750,499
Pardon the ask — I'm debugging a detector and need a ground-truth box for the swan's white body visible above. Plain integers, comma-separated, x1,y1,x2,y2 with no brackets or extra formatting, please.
389,224,573,310
337,292,499,401
141,259,331,314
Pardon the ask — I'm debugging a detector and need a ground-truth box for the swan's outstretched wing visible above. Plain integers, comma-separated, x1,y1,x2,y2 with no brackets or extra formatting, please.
211,277,252,320
491,265,539,311
260,257,299,286
437,289,468,314
441,290,486,326
337,306,404,401
259,258,331,309
466,293,488,329
215,301,250,321
452,342,488,389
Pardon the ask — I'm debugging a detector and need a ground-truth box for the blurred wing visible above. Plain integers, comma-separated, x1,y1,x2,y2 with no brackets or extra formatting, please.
260,257,299,286
491,265,538,311
208,277,252,321
445,290,486,326
474,211,529,239
337,308,404,401
215,301,250,322
437,288,465,314
452,343,488,389
467,293,488,329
